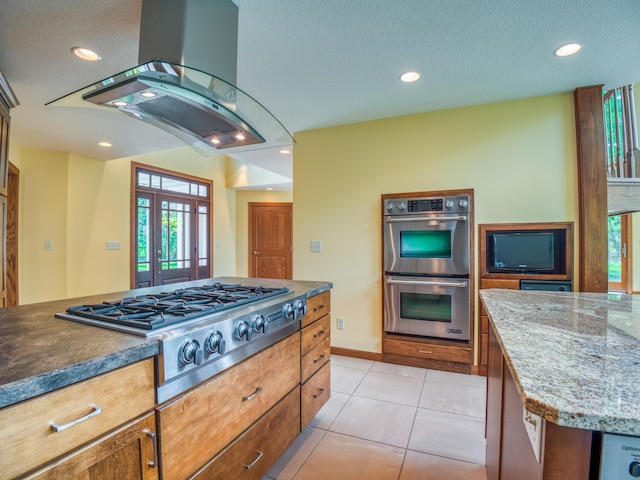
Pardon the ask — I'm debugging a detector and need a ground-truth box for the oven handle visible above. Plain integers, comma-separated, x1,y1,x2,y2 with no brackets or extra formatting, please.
386,278,468,288
385,215,467,223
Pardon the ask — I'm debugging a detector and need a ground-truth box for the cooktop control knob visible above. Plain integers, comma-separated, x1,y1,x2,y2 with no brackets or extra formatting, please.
179,340,203,366
459,199,469,209
397,202,406,211
445,200,454,209
253,314,268,333
630,462,640,477
205,330,226,355
293,299,306,318
385,203,394,212
283,303,294,319
234,320,253,341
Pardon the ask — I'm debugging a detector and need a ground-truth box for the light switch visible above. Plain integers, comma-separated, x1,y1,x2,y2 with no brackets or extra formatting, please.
310,240,322,252
44,240,52,251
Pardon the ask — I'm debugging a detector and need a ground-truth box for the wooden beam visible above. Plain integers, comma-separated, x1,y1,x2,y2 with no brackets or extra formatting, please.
574,85,608,293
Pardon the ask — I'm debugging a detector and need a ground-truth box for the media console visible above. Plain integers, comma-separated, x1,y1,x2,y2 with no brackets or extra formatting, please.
475,222,574,376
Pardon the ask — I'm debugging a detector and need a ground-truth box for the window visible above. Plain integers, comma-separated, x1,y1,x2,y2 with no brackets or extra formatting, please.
131,163,212,288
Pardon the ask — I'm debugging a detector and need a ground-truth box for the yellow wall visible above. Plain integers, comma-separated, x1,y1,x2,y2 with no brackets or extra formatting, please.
292,93,578,354
235,190,293,276
17,145,236,304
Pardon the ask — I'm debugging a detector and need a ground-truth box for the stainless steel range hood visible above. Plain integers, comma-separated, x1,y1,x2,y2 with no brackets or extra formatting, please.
49,0,294,155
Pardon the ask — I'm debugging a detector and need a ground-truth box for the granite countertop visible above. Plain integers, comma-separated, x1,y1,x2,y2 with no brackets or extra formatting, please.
480,288,640,435
0,277,332,409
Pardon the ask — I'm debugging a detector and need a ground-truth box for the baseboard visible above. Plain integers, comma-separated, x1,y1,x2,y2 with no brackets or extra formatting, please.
330,346,383,362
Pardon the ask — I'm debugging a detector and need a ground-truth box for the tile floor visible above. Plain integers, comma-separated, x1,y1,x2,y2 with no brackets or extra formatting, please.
264,355,487,480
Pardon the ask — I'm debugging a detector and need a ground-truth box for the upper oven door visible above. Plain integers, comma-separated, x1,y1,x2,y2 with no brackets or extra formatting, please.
383,213,470,275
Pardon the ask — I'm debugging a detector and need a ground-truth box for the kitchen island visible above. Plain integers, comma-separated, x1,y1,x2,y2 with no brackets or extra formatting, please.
481,288,640,480
0,276,332,479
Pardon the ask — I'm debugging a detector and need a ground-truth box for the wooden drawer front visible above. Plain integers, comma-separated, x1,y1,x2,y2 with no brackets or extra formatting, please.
0,359,154,479
301,336,331,382
29,413,159,480
301,362,330,429
158,333,301,480
481,279,520,290
301,314,330,356
193,387,301,480
302,291,331,328
384,339,471,364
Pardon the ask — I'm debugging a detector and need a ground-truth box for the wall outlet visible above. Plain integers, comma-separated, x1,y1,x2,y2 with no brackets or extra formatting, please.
523,407,543,463
310,240,322,252
337,317,345,330
106,241,120,250
44,240,52,251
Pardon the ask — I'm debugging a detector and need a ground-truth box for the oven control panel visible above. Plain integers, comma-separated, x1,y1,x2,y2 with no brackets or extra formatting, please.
600,432,640,479
384,194,470,215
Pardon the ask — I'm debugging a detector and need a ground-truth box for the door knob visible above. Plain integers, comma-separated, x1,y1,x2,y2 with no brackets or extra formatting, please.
253,251,259,255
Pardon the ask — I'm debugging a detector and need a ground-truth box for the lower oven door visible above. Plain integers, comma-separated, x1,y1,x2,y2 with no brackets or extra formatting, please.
384,275,470,341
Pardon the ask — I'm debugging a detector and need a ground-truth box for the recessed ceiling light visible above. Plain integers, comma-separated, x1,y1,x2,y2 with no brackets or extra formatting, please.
140,91,157,98
554,43,582,57
280,149,291,154
266,187,273,191
400,71,420,83
98,141,112,147
71,46,101,62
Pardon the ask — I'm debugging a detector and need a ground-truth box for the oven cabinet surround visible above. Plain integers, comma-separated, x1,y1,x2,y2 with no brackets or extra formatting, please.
0,359,158,479
481,289,640,480
381,189,475,374
477,222,574,376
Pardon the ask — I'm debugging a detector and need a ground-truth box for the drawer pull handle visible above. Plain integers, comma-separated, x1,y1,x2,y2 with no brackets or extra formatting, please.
313,304,325,312
313,354,326,364
313,330,326,339
418,350,432,355
242,386,263,401
313,388,325,399
50,405,102,432
143,429,158,468
243,450,264,469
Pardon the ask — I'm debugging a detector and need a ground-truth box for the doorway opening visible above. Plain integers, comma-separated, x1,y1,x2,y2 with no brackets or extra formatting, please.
608,213,631,293
131,163,212,288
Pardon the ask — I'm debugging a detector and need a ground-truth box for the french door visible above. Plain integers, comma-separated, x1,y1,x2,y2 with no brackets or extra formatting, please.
133,164,212,289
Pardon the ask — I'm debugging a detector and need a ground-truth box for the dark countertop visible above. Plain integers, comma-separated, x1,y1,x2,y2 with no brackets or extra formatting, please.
0,277,332,409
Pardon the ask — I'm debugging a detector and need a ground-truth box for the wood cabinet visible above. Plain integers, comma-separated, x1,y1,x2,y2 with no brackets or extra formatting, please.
192,387,301,480
485,322,591,480
157,333,301,480
476,222,574,375
300,290,331,430
0,358,156,479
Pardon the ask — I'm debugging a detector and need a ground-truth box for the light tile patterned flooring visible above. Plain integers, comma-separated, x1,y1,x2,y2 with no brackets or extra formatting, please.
264,355,487,480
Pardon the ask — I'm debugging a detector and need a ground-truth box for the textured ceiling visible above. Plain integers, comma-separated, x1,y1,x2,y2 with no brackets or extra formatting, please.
0,0,639,186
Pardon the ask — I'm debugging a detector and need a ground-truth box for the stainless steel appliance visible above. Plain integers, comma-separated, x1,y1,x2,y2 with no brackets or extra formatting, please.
383,192,472,340
384,275,470,339
56,282,307,403
599,432,640,479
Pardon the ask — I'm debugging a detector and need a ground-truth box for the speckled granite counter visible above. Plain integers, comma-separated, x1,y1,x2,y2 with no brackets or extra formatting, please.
0,277,332,409
480,288,640,436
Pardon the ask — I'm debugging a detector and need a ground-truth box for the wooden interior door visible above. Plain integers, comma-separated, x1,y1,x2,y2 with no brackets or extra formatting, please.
249,203,292,279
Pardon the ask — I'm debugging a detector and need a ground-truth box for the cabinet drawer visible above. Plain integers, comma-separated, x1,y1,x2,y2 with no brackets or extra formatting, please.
158,333,300,480
0,358,154,479
301,361,330,429
301,314,330,356
28,413,158,480
384,339,471,364
301,336,331,383
193,387,301,480
303,291,330,328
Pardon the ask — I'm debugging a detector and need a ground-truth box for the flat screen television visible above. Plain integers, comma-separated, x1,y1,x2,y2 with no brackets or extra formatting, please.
487,230,565,274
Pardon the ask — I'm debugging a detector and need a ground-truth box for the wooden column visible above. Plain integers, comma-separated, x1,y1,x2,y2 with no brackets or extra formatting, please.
574,85,608,293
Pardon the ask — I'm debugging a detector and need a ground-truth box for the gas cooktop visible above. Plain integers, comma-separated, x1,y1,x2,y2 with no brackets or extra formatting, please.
57,283,289,335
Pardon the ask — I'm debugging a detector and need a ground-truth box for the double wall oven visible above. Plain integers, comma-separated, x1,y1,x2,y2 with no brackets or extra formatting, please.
383,191,472,341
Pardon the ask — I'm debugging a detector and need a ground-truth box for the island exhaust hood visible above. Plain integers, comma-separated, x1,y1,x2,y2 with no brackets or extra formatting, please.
49,0,294,155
